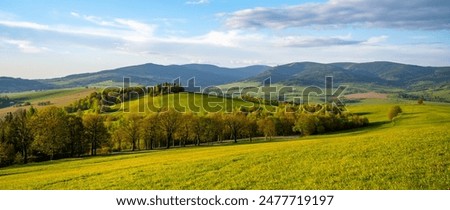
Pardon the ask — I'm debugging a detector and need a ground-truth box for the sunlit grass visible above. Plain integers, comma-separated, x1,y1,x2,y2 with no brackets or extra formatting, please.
0,101,448,189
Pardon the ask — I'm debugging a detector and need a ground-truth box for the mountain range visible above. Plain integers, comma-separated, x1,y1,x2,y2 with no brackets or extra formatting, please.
1,61,449,93
247,61,450,88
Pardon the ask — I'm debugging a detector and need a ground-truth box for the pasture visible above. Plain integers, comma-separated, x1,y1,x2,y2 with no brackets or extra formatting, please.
0,100,448,189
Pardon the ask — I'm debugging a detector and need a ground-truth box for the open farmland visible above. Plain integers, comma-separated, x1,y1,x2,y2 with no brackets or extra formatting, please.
0,88,95,116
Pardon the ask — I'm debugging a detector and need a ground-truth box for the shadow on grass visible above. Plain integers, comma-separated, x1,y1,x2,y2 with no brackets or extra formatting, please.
355,112,372,116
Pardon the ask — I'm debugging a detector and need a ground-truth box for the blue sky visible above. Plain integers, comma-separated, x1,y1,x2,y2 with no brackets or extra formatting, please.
0,0,449,79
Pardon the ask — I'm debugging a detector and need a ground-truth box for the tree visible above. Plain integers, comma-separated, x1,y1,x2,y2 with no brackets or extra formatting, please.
30,107,69,160
0,142,15,166
388,105,402,121
123,114,141,151
223,111,247,143
66,114,86,157
191,114,203,146
200,114,222,145
418,98,424,105
257,117,276,141
83,113,109,156
208,112,225,143
176,112,195,147
293,113,318,136
159,108,182,149
0,115,16,166
109,120,125,152
140,113,160,150
245,114,258,142
275,110,296,136
12,109,35,163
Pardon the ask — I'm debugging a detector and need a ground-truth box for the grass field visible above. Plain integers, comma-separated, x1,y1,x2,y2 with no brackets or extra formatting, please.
112,92,267,114
0,88,95,116
0,100,448,189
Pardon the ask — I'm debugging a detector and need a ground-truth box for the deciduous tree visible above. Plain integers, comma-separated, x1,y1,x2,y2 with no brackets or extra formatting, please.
30,107,69,160
223,111,247,143
83,113,109,155
159,108,182,149
257,117,276,141
140,113,160,150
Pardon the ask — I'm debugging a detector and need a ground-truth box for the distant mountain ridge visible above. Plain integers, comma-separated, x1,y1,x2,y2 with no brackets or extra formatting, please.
40,63,271,88
245,61,450,89
0,77,54,93
0,61,449,93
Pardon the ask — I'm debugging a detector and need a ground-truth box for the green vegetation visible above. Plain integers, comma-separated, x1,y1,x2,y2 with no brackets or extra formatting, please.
6,88,89,102
387,105,403,121
0,96,14,109
0,100,448,189
0,91,368,166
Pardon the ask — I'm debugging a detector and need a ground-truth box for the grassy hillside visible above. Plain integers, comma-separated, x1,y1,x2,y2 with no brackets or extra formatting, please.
0,101,448,189
111,92,264,114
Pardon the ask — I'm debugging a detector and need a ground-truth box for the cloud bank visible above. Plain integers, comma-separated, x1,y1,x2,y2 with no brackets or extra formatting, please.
225,0,450,30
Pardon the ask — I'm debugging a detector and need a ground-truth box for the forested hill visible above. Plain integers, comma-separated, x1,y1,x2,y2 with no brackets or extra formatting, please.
245,61,450,89
40,63,270,88
0,77,54,93
1,61,449,93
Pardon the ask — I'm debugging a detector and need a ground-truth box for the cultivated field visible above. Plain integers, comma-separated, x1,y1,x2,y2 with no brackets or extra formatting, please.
0,88,95,116
0,100,448,189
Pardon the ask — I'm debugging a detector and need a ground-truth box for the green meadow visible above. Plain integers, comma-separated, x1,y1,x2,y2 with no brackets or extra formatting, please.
112,92,265,114
0,100,448,189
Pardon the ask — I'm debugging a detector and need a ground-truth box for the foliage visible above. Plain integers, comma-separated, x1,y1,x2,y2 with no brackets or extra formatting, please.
30,107,69,160
82,113,109,156
387,105,402,121
418,98,424,105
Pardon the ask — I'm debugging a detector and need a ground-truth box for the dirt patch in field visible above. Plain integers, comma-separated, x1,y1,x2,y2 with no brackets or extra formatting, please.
344,92,388,99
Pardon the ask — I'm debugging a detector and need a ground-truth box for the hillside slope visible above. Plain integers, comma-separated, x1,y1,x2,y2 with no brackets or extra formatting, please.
0,102,448,189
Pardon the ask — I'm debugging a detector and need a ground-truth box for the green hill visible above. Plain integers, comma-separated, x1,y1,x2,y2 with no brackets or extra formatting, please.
41,63,270,88
247,61,450,88
0,77,54,93
111,92,259,114
0,101,448,189
3,61,449,95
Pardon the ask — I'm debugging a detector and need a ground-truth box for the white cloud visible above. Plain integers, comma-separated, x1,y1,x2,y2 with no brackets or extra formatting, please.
0,20,49,30
363,35,389,45
0,15,157,43
0,10,448,78
274,35,361,48
225,0,450,30
186,0,210,5
70,12,80,18
2,38,47,53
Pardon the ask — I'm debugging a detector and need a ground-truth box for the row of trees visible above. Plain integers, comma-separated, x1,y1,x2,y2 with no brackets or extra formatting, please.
64,83,186,114
0,107,108,166
0,103,369,167
0,96,13,108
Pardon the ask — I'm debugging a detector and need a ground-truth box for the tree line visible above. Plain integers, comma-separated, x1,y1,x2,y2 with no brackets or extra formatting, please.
64,83,185,113
0,102,368,167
